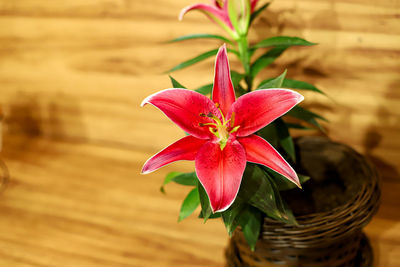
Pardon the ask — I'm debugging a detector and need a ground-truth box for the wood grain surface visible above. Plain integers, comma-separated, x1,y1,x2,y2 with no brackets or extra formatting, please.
0,0,399,266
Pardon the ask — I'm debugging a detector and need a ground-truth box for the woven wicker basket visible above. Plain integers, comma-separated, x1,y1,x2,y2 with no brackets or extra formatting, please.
226,136,380,267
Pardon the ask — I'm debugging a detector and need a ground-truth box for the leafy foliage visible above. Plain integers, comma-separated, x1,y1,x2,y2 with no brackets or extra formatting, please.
253,36,316,49
178,187,200,222
167,33,233,44
160,0,331,250
250,46,287,77
250,2,270,25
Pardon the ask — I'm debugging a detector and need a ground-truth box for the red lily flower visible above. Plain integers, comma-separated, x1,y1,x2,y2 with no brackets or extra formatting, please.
179,0,260,39
141,45,303,213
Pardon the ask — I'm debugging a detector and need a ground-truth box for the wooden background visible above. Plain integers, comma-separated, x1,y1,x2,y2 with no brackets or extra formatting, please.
0,0,399,266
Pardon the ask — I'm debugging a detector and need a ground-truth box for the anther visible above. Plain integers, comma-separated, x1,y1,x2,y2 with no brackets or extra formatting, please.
199,113,206,117
215,103,220,108
230,112,236,128
199,123,205,127
206,112,214,118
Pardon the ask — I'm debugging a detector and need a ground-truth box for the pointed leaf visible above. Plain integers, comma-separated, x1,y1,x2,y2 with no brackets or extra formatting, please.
195,83,213,95
274,118,296,162
282,78,325,95
262,168,297,225
230,70,244,87
250,2,270,25
160,172,199,193
256,70,287,89
272,172,311,191
167,33,233,44
173,172,198,186
251,46,287,77
285,106,327,132
221,201,245,236
160,172,180,193
253,36,317,49
238,206,262,251
198,211,221,219
178,187,200,222
197,181,213,222
167,48,238,73
169,75,186,89
167,49,219,73
286,122,313,130
237,163,295,223
257,123,279,148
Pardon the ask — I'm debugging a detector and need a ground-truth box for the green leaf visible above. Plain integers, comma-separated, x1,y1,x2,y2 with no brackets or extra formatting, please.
238,164,295,224
167,48,238,73
274,118,296,162
160,172,198,193
234,84,247,97
178,187,200,222
253,36,317,49
285,106,327,132
257,119,295,162
251,46,287,77
257,124,279,148
197,181,213,222
230,70,244,87
257,70,287,89
250,2,270,25
222,201,245,236
261,168,298,225
286,122,313,130
167,49,219,73
272,172,310,191
198,211,221,219
167,33,233,44
173,172,198,186
238,206,262,251
160,172,180,193
282,79,325,95
195,83,213,95
169,75,187,89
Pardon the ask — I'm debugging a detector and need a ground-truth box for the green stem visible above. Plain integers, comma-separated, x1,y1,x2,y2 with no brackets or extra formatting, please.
237,35,252,92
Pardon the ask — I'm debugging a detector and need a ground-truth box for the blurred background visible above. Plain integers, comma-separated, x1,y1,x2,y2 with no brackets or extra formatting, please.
0,0,399,266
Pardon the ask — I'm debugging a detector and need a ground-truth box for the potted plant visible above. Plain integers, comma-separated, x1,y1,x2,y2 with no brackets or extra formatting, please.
142,1,380,266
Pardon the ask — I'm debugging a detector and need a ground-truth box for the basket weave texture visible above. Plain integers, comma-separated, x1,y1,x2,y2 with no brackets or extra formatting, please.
225,136,380,267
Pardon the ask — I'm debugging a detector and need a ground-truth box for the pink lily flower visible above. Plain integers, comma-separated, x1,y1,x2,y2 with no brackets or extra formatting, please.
179,0,260,39
141,45,303,213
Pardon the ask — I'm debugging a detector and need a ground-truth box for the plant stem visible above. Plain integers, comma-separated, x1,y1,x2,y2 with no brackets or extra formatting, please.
237,35,252,92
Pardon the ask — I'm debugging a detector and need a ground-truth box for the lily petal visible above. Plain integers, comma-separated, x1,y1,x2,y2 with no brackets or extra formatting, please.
238,134,300,187
195,140,246,213
142,89,221,140
228,89,304,137
142,136,207,174
212,45,236,115
179,3,234,30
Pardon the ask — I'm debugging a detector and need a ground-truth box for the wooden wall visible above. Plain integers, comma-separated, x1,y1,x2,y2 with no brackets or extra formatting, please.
0,0,399,266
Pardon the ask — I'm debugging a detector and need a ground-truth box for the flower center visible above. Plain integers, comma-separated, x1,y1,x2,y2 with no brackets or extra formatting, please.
199,103,240,150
